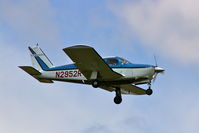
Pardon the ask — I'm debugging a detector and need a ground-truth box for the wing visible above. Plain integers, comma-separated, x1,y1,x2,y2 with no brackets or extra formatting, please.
63,45,123,80
100,85,115,92
100,84,146,95
117,84,146,95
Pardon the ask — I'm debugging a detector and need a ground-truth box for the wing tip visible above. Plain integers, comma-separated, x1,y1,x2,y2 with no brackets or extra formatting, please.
63,45,93,51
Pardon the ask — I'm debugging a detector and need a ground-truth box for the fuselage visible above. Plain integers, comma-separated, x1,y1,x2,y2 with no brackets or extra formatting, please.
37,57,156,85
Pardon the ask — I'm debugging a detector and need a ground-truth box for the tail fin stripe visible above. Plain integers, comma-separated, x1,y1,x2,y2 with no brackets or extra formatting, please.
28,47,49,71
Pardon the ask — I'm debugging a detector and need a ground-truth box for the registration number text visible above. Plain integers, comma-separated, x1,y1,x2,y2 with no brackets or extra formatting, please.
56,70,82,78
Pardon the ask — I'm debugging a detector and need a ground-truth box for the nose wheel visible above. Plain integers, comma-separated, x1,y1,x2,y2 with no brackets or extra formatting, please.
146,87,153,95
146,83,153,95
114,87,122,104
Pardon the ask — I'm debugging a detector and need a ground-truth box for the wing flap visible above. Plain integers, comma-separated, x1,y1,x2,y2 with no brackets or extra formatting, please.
63,45,123,80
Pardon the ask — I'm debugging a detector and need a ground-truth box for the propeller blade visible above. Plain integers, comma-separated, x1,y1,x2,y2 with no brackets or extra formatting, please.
154,55,158,67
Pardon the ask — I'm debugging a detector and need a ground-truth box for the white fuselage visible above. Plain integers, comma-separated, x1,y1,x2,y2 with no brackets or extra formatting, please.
38,67,155,84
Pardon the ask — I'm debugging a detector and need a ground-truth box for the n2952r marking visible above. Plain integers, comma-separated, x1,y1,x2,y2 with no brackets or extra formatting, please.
56,70,82,78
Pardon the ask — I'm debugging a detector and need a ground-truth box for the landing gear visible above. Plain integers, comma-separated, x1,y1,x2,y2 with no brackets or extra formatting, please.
92,80,100,88
146,87,153,95
146,83,153,95
114,96,122,104
114,87,122,104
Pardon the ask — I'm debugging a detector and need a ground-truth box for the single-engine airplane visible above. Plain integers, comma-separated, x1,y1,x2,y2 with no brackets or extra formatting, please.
19,45,164,104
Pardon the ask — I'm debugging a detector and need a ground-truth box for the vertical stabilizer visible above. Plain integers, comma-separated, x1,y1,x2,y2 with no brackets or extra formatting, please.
29,45,53,71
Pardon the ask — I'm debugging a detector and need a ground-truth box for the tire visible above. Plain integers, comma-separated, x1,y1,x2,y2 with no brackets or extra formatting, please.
146,88,153,95
92,80,99,88
114,96,122,104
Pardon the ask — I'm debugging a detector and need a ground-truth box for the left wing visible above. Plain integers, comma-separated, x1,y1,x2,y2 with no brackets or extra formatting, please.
119,84,146,95
101,84,146,95
63,45,123,80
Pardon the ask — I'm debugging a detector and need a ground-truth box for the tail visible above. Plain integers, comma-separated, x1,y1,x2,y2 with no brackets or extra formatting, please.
28,45,53,71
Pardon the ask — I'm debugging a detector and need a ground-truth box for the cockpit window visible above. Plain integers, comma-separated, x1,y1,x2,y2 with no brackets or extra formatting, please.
105,58,119,65
120,58,132,64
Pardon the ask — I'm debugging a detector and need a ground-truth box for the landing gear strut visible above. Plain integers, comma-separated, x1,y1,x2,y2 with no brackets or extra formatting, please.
114,87,122,104
146,83,153,95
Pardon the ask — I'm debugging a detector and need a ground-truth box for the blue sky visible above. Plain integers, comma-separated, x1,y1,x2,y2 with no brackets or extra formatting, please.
1,0,199,133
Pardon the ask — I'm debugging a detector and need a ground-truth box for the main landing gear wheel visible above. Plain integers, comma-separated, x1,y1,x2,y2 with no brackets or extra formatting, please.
114,96,122,104
114,87,122,104
92,80,100,88
146,88,153,95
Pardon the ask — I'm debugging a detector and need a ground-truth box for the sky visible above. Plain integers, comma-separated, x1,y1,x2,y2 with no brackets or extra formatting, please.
0,0,199,133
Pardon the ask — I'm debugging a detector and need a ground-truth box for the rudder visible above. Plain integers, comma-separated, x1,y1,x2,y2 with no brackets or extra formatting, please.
29,45,53,71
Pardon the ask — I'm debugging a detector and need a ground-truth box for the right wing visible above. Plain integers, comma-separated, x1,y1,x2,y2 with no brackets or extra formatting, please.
63,45,123,80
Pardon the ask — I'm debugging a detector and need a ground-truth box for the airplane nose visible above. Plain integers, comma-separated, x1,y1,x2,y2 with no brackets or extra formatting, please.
154,66,165,73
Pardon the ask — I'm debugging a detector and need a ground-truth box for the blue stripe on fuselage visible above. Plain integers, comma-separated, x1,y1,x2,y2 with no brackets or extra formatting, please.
48,64,77,70
45,63,154,71
109,64,154,68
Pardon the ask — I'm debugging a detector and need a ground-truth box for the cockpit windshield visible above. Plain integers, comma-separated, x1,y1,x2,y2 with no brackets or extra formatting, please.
119,57,132,64
104,57,132,65
105,58,119,65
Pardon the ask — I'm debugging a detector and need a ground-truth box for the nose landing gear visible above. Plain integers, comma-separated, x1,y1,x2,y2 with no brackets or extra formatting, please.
114,87,122,104
146,87,153,95
146,83,153,95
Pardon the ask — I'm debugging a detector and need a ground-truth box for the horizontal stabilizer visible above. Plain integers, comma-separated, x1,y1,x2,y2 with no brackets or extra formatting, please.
19,66,41,75
19,66,53,83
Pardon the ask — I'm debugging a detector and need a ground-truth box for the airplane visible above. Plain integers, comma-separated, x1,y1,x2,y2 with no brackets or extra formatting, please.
19,45,164,104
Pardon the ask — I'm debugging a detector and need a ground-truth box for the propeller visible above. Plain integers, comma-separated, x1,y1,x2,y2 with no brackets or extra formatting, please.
154,55,158,67
152,55,165,83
